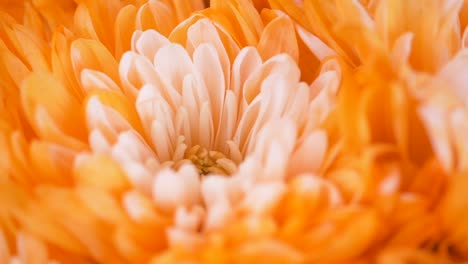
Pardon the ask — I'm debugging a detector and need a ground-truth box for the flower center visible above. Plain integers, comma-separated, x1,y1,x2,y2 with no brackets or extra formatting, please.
184,145,237,176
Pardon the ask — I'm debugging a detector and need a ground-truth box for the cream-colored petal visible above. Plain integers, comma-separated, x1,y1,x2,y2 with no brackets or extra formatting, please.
122,190,167,224
153,43,194,96
132,29,170,61
81,69,121,93
120,161,153,196
288,130,327,176
198,101,214,149
201,175,233,230
438,49,468,105
174,206,204,232
252,120,297,181
243,54,300,104
418,104,454,172
231,47,262,99
193,43,225,135
88,129,112,154
296,24,336,61
391,33,414,65
450,108,468,171
152,165,201,213
85,96,131,140
215,90,238,152
241,182,286,215
187,19,232,86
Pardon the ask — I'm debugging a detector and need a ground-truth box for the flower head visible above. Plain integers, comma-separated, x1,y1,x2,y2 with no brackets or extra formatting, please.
1,0,468,263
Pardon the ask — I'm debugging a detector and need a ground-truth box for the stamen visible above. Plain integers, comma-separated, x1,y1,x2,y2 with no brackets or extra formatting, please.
184,145,238,176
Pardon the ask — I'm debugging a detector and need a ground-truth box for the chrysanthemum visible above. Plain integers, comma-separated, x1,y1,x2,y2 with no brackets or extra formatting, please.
2,0,468,263
273,0,468,261
1,0,342,262
82,14,338,238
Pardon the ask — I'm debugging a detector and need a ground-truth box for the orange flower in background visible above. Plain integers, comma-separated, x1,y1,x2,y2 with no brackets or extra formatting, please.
1,0,468,263
274,0,468,261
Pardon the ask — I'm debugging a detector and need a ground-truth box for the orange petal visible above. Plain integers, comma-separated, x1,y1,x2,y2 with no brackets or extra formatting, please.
114,5,137,59
21,72,87,148
257,14,298,62
71,39,120,86
51,27,83,101
16,232,49,264
29,141,76,185
74,154,130,194
85,89,144,135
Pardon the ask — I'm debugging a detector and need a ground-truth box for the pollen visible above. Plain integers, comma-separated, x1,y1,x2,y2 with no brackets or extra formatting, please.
185,145,237,176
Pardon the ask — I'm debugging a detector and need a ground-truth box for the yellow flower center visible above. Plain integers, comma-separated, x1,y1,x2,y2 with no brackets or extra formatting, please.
184,145,237,176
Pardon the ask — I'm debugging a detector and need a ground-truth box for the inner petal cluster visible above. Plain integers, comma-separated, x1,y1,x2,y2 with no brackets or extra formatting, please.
81,18,339,242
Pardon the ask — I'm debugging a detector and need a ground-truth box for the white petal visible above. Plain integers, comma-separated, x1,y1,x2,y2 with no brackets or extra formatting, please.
89,129,111,154
121,161,153,195
296,25,336,61
81,69,120,93
215,90,238,151
151,120,173,161
193,43,225,133
391,33,414,64
201,175,230,207
379,169,400,195
174,206,204,231
119,52,140,99
241,182,286,215
198,101,214,149
418,105,453,172
262,141,289,181
450,108,468,171
234,98,261,153
134,29,170,61
152,165,201,213
166,227,203,248
86,96,131,137
243,54,300,104
154,44,194,95
231,47,262,99
293,174,342,206
203,202,232,231
289,130,328,176
187,19,232,85
438,49,468,105
122,190,160,223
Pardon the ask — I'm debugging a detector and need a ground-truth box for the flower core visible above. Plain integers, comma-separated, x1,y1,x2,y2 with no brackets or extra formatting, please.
184,145,237,176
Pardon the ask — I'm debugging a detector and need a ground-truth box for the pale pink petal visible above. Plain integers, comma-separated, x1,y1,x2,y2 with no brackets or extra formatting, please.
193,43,225,132
81,69,121,93
186,19,232,86
243,54,300,104
241,182,286,215
198,101,214,149
419,105,454,172
438,49,468,104
174,206,204,231
296,25,336,61
152,165,201,213
215,90,238,152
450,108,468,171
289,130,327,176
153,44,195,96
132,29,170,61
231,47,262,99
391,33,414,65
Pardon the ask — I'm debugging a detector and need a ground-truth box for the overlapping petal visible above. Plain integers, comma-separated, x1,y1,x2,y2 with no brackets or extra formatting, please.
1,0,468,263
